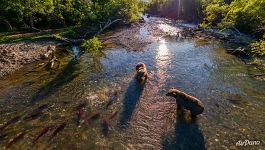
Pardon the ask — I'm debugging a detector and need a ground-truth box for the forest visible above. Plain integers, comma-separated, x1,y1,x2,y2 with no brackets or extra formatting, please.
148,0,265,55
0,0,264,55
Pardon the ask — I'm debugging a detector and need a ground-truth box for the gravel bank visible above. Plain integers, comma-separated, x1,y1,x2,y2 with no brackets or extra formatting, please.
0,42,56,79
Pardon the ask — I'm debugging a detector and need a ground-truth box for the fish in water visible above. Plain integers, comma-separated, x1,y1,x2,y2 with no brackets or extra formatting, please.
227,99,242,105
0,116,21,132
101,119,109,136
73,102,87,111
87,113,101,124
36,104,49,111
50,123,66,140
33,126,51,143
105,91,118,109
24,111,43,121
76,109,85,125
5,132,26,149
70,144,76,150
109,111,118,120
24,104,49,121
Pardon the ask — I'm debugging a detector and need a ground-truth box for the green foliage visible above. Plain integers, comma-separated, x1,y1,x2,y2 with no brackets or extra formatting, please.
0,0,145,31
251,40,265,56
200,0,229,28
81,37,102,53
58,28,77,38
200,0,265,33
201,0,265,56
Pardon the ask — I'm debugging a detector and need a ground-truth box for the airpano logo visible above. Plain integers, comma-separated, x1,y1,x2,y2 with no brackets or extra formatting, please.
236,140,261,146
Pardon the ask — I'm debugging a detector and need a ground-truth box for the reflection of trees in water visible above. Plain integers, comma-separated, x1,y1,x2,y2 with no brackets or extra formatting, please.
194,38,211,48
87,50,105,73
31,58,80,103
31,49,107,103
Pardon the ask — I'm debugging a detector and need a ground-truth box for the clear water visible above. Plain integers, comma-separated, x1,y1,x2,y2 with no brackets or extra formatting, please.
0,35,264,149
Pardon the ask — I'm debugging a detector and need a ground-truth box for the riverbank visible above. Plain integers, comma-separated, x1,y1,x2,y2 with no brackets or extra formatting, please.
0,42,56,79
0,17,177,79
0,16,263,79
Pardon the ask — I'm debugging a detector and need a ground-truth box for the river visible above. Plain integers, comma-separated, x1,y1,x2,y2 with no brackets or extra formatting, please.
0,17,264,150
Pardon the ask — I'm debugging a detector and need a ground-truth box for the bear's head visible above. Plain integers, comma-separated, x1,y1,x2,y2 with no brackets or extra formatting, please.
166,87,181,97
136,62,146,71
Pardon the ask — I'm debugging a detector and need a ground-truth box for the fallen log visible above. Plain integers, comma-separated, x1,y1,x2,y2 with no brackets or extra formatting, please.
1,19,13,31
97,19,122,35
226,47,248,55
55,19,122,45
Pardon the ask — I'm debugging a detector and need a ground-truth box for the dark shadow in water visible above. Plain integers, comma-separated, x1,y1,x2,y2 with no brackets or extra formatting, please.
162,115,206,150
118,78,144,129
30,58,80,103
30,49,106,103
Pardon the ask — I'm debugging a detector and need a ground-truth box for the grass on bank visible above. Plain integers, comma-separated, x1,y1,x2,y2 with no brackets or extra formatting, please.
0,26,80,43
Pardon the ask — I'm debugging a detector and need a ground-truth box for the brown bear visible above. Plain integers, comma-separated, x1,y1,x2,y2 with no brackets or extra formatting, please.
135,62,148,83
166,87,204,116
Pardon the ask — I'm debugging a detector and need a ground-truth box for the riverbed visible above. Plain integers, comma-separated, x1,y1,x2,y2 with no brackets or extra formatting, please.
0,17,264,150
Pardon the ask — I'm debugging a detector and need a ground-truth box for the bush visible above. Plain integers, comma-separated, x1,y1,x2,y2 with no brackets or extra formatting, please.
81,37,102,53
251,40,265,56
59,29,76,38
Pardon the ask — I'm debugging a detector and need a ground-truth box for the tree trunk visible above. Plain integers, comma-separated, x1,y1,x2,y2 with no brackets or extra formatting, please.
29,15,34,29
2,19,13,31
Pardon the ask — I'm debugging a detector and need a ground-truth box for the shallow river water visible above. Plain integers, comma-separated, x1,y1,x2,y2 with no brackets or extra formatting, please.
0,24,265,150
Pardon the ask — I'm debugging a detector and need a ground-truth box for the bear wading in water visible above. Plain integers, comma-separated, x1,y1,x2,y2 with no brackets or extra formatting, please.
135,62,148,83
166,88,204,116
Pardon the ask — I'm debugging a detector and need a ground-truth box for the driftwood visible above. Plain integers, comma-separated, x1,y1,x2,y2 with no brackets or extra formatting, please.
226,47,247,55
0,19,13,31
252,73,265,77
57,19,122,45
231,26,241,35
99,32,124,42
97,19,122,35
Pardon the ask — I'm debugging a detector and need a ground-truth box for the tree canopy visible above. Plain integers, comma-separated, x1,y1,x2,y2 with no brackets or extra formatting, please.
200,0,265,56
0,0,145,31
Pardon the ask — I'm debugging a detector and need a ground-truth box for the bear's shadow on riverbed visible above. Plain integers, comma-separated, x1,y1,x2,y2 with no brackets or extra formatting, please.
162,115,206,150
118,78,144,129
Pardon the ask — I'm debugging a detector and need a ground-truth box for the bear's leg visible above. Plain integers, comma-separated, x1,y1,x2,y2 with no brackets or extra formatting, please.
190,111,198,118
177,103,182,110
177,103,184,115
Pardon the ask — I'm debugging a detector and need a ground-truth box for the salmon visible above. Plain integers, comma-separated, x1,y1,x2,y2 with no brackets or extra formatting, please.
109,111,118,120
24,111,43,121
73,102,87,111
24,104,48,121
33,126,51,143
76,109,84,125
87,113,100,124
5,132,26,149
50,123,66,140
101,119,109,136
105,91,118,109
0,116,21,132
